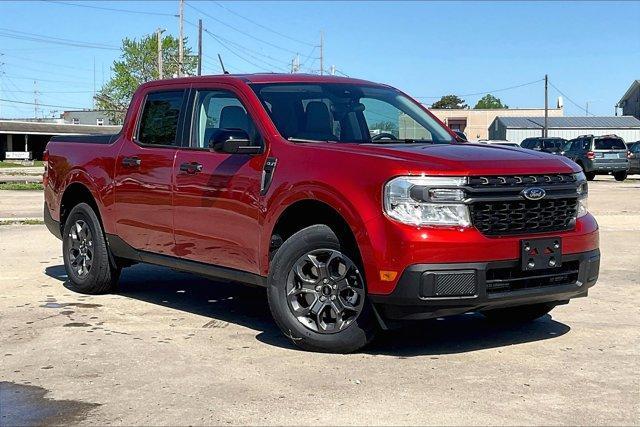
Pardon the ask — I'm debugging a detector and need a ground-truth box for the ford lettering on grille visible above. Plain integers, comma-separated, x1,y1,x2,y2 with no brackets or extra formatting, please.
522,187,546,200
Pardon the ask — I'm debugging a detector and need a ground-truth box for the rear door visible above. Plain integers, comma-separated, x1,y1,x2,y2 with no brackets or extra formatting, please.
114,88,188,255
172,85,268,273
593,137,627,161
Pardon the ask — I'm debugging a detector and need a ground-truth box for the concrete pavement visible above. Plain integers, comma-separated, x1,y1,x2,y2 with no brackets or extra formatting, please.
0,178,638,425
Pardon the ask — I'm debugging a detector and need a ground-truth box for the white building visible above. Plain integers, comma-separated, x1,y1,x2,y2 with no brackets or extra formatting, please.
489,116,640,143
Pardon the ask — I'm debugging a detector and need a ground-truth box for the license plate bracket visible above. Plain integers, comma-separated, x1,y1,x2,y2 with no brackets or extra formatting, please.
521,237,562,271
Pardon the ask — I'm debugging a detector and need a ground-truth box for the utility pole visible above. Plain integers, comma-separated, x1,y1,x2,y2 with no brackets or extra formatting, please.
178,0,184,77
543,74,548,138
319,31,324,75
585,101,590,116
93,57,96,108
33,80,39,119
197,19,203,76
157,28,165,79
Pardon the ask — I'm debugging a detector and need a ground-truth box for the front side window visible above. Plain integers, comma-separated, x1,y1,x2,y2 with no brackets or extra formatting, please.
191,89,260,149
594,138,626,150
251,83,454,144
137,91,184,146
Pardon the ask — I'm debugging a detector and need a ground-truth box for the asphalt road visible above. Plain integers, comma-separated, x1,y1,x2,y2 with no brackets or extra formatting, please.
0,177,639,425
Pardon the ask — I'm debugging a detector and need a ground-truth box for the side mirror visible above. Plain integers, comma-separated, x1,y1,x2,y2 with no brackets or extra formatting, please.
209,129,262,155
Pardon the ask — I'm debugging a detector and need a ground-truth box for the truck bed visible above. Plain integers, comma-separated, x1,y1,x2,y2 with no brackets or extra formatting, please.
49,134,120,145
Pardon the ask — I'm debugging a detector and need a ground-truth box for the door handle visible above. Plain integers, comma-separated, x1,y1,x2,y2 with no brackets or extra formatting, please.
122,156,141,167
179,162,203,174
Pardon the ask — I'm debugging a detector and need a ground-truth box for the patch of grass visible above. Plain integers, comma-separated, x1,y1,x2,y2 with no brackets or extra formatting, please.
0,161,44,168
0,219,44,225
0,182,44,190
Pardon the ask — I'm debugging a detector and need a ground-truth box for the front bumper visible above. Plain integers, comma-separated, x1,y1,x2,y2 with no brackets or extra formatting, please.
370,249,600,321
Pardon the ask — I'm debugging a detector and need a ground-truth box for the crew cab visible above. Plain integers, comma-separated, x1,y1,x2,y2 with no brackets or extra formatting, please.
43,74,600,353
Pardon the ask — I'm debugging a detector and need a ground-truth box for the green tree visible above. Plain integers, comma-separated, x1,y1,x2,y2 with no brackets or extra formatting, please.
95,33,197,124
474,94,508,109
431,95,468,109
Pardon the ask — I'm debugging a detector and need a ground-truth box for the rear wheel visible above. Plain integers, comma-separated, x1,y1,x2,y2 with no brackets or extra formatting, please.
614,171,627,181
62,203,120,294
482,302,556,323
585,171,596,181
267,225,377,353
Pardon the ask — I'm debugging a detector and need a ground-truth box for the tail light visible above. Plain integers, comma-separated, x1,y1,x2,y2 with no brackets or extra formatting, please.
586,151,595,160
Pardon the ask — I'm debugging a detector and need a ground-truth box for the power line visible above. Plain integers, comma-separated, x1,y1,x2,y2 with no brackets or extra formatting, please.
185,20,289,72
2,74,93,85
1,52,94,73
202,29,278,72
0,98,89,110
548,80,594,116
185,2,298,55
44,0,176,17
0,27,119,50
415,78,544,100
210,1,315,47
184,19,290,66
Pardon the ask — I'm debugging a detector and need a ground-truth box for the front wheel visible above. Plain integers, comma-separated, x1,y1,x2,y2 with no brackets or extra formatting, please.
614,171,627,181
481,302,556,323
62,203,120,294
267,225,377,353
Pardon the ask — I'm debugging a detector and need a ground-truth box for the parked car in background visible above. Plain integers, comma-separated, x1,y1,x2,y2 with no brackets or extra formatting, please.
562,134,630,181
627,141,640,174
521,137,568,155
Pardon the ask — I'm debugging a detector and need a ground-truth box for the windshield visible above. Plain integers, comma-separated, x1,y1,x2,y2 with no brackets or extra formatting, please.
250,83,455,144
594,138,626,150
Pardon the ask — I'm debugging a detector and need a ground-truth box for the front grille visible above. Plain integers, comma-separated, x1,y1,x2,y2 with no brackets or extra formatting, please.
470,198,577,235
466,173,580,236
468,173,576,187
486,261,579,294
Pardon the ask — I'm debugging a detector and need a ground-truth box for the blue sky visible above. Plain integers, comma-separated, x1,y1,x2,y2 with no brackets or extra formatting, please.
0,1,638,118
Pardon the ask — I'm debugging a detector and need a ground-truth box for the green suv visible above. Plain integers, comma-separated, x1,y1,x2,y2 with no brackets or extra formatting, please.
562,135,629,181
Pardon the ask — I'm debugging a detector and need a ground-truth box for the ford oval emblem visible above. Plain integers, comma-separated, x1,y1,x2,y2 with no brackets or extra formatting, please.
522,187,546,200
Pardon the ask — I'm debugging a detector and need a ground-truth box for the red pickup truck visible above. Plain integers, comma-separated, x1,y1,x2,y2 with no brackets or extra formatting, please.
44,74,600,352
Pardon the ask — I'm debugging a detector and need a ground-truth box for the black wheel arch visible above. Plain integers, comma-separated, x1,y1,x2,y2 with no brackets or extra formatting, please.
59,183,103,235
269,200,363,271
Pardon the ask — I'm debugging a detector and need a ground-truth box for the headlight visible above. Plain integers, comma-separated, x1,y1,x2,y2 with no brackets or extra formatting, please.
573,172,588,218
383,176,471,226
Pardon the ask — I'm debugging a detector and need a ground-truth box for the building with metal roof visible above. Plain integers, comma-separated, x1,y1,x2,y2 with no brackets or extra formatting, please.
1,120,121,161
489,116,640,143
617,80,640,120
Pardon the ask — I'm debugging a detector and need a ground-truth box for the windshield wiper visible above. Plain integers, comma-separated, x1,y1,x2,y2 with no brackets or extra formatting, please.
288,137,338,144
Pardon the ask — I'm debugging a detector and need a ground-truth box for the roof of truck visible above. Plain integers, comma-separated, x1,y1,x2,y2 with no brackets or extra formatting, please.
145,73,388,87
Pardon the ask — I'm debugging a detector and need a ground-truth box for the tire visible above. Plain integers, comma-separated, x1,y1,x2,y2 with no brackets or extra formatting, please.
62,203,120,294
267,224,377,353
614,171,627,181
585,171,596,181
482,302,556,323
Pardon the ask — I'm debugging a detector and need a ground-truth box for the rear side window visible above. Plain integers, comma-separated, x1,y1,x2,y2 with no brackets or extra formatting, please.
137,91,185,146
594,138,626,150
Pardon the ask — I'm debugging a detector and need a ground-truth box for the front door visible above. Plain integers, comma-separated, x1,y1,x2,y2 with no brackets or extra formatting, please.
114,89,187,255
172,87,267,273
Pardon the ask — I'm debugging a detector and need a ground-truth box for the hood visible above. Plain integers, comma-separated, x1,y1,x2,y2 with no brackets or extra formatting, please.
308,142,580,176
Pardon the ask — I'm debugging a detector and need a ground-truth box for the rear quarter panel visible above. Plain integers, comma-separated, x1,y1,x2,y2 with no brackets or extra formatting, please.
45,138,123,234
